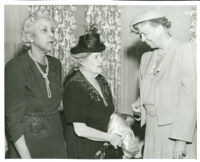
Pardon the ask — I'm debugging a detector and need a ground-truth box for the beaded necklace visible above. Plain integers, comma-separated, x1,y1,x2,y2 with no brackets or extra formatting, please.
28,50,52,98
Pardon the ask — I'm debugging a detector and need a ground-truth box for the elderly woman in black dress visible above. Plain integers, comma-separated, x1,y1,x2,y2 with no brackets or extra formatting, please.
5,13,66,158
63,27,122,159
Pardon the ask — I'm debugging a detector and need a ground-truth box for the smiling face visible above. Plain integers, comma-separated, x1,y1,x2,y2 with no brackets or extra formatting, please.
31,18,55,52
136,22,163,48
81,52,103,74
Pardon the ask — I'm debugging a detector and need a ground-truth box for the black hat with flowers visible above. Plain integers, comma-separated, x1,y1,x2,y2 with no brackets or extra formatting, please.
70,25,105,55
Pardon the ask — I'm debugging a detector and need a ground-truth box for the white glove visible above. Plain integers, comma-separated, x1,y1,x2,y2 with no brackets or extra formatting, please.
131,101,141,121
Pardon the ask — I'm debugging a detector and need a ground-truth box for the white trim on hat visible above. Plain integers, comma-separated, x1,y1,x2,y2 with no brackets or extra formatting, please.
129,10,165,32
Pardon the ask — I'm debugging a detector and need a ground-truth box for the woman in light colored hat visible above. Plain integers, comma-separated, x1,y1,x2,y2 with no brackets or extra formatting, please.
63,26,122,159
130,10,196,159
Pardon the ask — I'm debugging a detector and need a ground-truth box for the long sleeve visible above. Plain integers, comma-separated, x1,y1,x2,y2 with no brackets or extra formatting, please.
5,60,26,143
138,52,152,127
63,81,87,123
169,42,197,142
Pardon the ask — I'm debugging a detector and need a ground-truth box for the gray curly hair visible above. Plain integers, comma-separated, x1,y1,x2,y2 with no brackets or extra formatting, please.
21,12,53,48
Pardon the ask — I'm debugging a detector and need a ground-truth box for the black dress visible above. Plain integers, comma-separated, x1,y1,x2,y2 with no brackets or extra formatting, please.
5,51,66,158
63,70,114,159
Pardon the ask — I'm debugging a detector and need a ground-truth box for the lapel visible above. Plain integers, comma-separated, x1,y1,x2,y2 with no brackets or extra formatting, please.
140,38,181,127
155,38,180,84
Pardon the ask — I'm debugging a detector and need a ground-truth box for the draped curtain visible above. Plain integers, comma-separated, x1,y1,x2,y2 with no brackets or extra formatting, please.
28,5,196,111
29,5,122,111
29,5,77,81
85,5,122,111
190,6,197,42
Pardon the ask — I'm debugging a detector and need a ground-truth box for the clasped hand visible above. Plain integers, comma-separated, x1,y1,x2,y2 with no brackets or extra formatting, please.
109,133,123,149
131,101,142,121
173,140,186,159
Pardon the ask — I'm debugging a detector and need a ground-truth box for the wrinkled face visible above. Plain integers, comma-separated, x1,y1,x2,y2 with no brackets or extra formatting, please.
136,22,162,48
31,18,54,52
82,52,103,74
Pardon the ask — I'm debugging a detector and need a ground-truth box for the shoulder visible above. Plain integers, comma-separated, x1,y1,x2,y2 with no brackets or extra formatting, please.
46,55,61,67
63,71,85,99
46,55,60,62
64,70,83,89
142,51,154,58
178,41,196,52
177,41,196,61
97,74,109,85
179,41,196,73
141,51,154,64
5,53,29,72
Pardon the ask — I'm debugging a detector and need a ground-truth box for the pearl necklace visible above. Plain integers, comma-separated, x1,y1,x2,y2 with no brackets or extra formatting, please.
28,50,52,98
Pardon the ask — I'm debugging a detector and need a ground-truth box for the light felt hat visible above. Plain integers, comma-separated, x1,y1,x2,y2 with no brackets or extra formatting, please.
129,10,165,33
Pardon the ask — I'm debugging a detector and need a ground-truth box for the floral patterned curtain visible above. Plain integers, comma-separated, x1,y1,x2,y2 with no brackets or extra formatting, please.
85,5,122,111
29,5,77,81
29,5,122,110
28,5,195,112
190,6,197,42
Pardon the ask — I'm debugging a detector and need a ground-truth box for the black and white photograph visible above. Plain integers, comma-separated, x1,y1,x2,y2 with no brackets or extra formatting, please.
2,0,198,160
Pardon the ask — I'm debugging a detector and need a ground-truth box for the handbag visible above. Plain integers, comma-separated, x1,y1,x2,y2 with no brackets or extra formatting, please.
95,113,140,159
95,142,123,159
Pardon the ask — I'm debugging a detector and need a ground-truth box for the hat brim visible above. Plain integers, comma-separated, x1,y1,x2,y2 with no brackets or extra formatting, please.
70,43,105,54
130,16,165,27
130,17,165,33
129,10,165,32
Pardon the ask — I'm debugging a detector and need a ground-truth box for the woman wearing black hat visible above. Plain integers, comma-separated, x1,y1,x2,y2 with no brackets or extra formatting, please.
130,10,196,159
63,26,122,159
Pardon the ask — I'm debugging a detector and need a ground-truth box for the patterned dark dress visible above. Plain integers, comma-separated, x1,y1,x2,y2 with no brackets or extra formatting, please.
63,70,114,159
5,51,66,158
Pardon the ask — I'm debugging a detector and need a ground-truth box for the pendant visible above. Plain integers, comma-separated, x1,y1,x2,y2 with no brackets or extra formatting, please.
45,78,51,98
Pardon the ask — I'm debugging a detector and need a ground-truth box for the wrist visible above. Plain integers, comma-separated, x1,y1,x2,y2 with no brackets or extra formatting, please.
176,140,186,144
106,133,112,143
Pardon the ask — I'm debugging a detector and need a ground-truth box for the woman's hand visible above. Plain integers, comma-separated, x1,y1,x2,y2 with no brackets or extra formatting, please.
5,135,8,153
173,140,186,159
14,135,31,159
58,100,64,111
108,133,123,149
131,101,141,121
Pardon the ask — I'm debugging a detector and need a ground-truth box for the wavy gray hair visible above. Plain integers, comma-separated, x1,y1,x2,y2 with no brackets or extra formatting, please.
21,13,53,48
